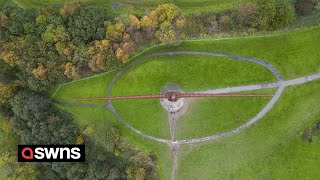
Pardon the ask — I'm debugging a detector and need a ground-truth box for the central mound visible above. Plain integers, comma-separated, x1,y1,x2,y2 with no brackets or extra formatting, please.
160,83,185,113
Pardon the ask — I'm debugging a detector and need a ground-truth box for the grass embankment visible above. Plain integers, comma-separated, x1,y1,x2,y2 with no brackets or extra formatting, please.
135,26,320,80
8,0,247,14
178,80,320,179
52,71,116,105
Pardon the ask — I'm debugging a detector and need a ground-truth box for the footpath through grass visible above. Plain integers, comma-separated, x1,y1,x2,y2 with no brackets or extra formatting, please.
178,80,320,179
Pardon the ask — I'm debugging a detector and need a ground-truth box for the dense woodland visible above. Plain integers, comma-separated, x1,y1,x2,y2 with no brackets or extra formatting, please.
0,0,319,179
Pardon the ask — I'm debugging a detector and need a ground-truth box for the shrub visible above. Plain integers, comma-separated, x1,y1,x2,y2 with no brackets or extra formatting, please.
301,121,320,143
295,0,316,15
237,3,257,28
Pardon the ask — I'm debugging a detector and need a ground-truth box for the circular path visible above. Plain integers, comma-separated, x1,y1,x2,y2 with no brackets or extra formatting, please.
106,51,288,144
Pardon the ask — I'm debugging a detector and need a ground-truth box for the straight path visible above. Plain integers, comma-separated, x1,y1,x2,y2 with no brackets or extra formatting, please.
194,73,320,95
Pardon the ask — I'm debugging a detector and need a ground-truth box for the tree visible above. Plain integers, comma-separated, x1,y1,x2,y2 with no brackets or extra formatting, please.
59,0,84,18
67,6,113,45
0,13,8,28
150,3,184,43
218,14,234,32
0,60,17,83
0,50,18,66
76,134,84,144
63,62,80,80
1,118,13,134
9,90,77,144
253,0,294,30
87,39,118,71
32,63,47,80
271,1,294,29
9,164,40,180
295,0,316,15
253,0,277,30
237,3,257,28
0,82,17,108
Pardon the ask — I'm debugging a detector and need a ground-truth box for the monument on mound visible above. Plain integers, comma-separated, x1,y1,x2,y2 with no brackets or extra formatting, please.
160,83,184,113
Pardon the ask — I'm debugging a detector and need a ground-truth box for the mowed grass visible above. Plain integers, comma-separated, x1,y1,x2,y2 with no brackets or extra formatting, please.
0,0,16,8
56,106,172,179
8,0,248,14
52,71,116,105
54,54,276,138
112,55,276,95
111,55,276,138
178,80,320,179
176,88,277,139
141,26,320,80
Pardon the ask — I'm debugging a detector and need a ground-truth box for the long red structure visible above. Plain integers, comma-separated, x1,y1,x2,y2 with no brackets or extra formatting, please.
76,91,273,102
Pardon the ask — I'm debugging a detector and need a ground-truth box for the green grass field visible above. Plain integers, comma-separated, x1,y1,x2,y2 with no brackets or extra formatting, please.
52,71,116,105
51,27,320,179
54,54,277,138
178,80,320,179
4,0,248,14
176,89,277,139
138,26,320,80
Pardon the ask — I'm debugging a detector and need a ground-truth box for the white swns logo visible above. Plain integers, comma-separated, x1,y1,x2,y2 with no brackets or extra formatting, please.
34,147,81,159
19,145,85,162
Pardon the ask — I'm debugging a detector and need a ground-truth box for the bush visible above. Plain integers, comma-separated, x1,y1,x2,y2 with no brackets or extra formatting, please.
253,0,294,30
301,121,320,143
295,0,316,15
237,3,257,28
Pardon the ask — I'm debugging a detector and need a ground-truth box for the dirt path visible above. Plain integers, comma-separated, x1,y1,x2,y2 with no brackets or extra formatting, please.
167,99,191,180
170,142,180,180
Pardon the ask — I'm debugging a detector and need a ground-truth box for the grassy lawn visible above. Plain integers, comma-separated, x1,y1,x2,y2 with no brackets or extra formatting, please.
111,54,276,138
54,54,276,138
139,26,320,80
111,55,276,95
56,105,172,179
52,71,116,105
0,0,16,7
176,88,277,139
7,0,248,14
178,80,320,179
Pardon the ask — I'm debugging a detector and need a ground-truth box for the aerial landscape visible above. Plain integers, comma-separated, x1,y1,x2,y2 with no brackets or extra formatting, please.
0,0,319,179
